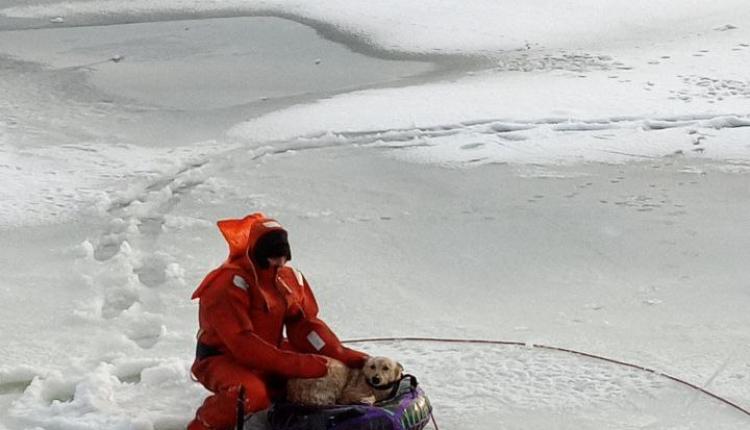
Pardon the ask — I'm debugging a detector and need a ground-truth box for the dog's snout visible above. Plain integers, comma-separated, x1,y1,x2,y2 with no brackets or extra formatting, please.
371,376,381,385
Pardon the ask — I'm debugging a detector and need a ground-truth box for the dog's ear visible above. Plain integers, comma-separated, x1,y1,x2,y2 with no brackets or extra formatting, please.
396,362,404,376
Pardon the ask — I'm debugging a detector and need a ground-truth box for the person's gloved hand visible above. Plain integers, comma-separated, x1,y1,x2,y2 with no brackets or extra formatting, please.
342,349,369,369
293,353,329,379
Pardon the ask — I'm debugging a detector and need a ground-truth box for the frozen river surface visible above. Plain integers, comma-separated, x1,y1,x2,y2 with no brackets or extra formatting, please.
1,2,749,429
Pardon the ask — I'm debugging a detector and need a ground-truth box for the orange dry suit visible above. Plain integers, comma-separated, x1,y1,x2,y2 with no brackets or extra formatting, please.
189,213,367,430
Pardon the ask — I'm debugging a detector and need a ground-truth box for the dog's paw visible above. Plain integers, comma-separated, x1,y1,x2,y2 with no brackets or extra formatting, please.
338,388,374,405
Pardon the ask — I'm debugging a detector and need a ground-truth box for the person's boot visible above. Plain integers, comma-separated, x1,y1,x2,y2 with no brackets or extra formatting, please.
189,391,240,430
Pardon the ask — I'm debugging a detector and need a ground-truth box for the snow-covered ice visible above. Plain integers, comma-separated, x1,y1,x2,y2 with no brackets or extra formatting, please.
1,1,749,429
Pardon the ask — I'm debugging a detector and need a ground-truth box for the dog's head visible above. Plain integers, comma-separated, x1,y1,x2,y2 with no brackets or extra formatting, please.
362,356,403,389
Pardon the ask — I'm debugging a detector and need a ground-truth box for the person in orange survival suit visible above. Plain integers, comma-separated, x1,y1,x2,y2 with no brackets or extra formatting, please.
188,213,368,430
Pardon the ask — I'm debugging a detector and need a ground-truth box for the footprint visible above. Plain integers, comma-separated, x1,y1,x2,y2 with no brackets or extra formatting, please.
460,143,485,150
93,218,134,261
714,24,737,31
0,379,34,395
134,254,169,288
121,306,165,349
117,372,142,384
101,287,139,319
138,216,165,236
94,235,126,261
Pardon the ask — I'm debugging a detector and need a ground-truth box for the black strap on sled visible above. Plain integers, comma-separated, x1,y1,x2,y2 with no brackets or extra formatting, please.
370,374,420,402
400,374,419,397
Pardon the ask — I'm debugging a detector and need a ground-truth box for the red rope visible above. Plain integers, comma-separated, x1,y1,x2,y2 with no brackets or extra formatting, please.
342,336,750,419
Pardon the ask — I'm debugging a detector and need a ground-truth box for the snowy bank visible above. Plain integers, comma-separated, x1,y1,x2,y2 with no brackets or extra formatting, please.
3,1,750,55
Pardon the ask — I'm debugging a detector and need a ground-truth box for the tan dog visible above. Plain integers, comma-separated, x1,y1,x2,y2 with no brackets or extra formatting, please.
362,356,405,402
287,356,403,407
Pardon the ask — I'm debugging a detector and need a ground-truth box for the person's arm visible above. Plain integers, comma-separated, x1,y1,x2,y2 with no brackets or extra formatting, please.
286,276,369,368
204,272,328,379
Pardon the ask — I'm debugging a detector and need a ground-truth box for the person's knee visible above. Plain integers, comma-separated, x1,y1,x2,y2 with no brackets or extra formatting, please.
238,377,271,412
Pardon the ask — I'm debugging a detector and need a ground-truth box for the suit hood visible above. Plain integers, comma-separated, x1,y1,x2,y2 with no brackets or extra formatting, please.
191,212,286,299
217,213,287,261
